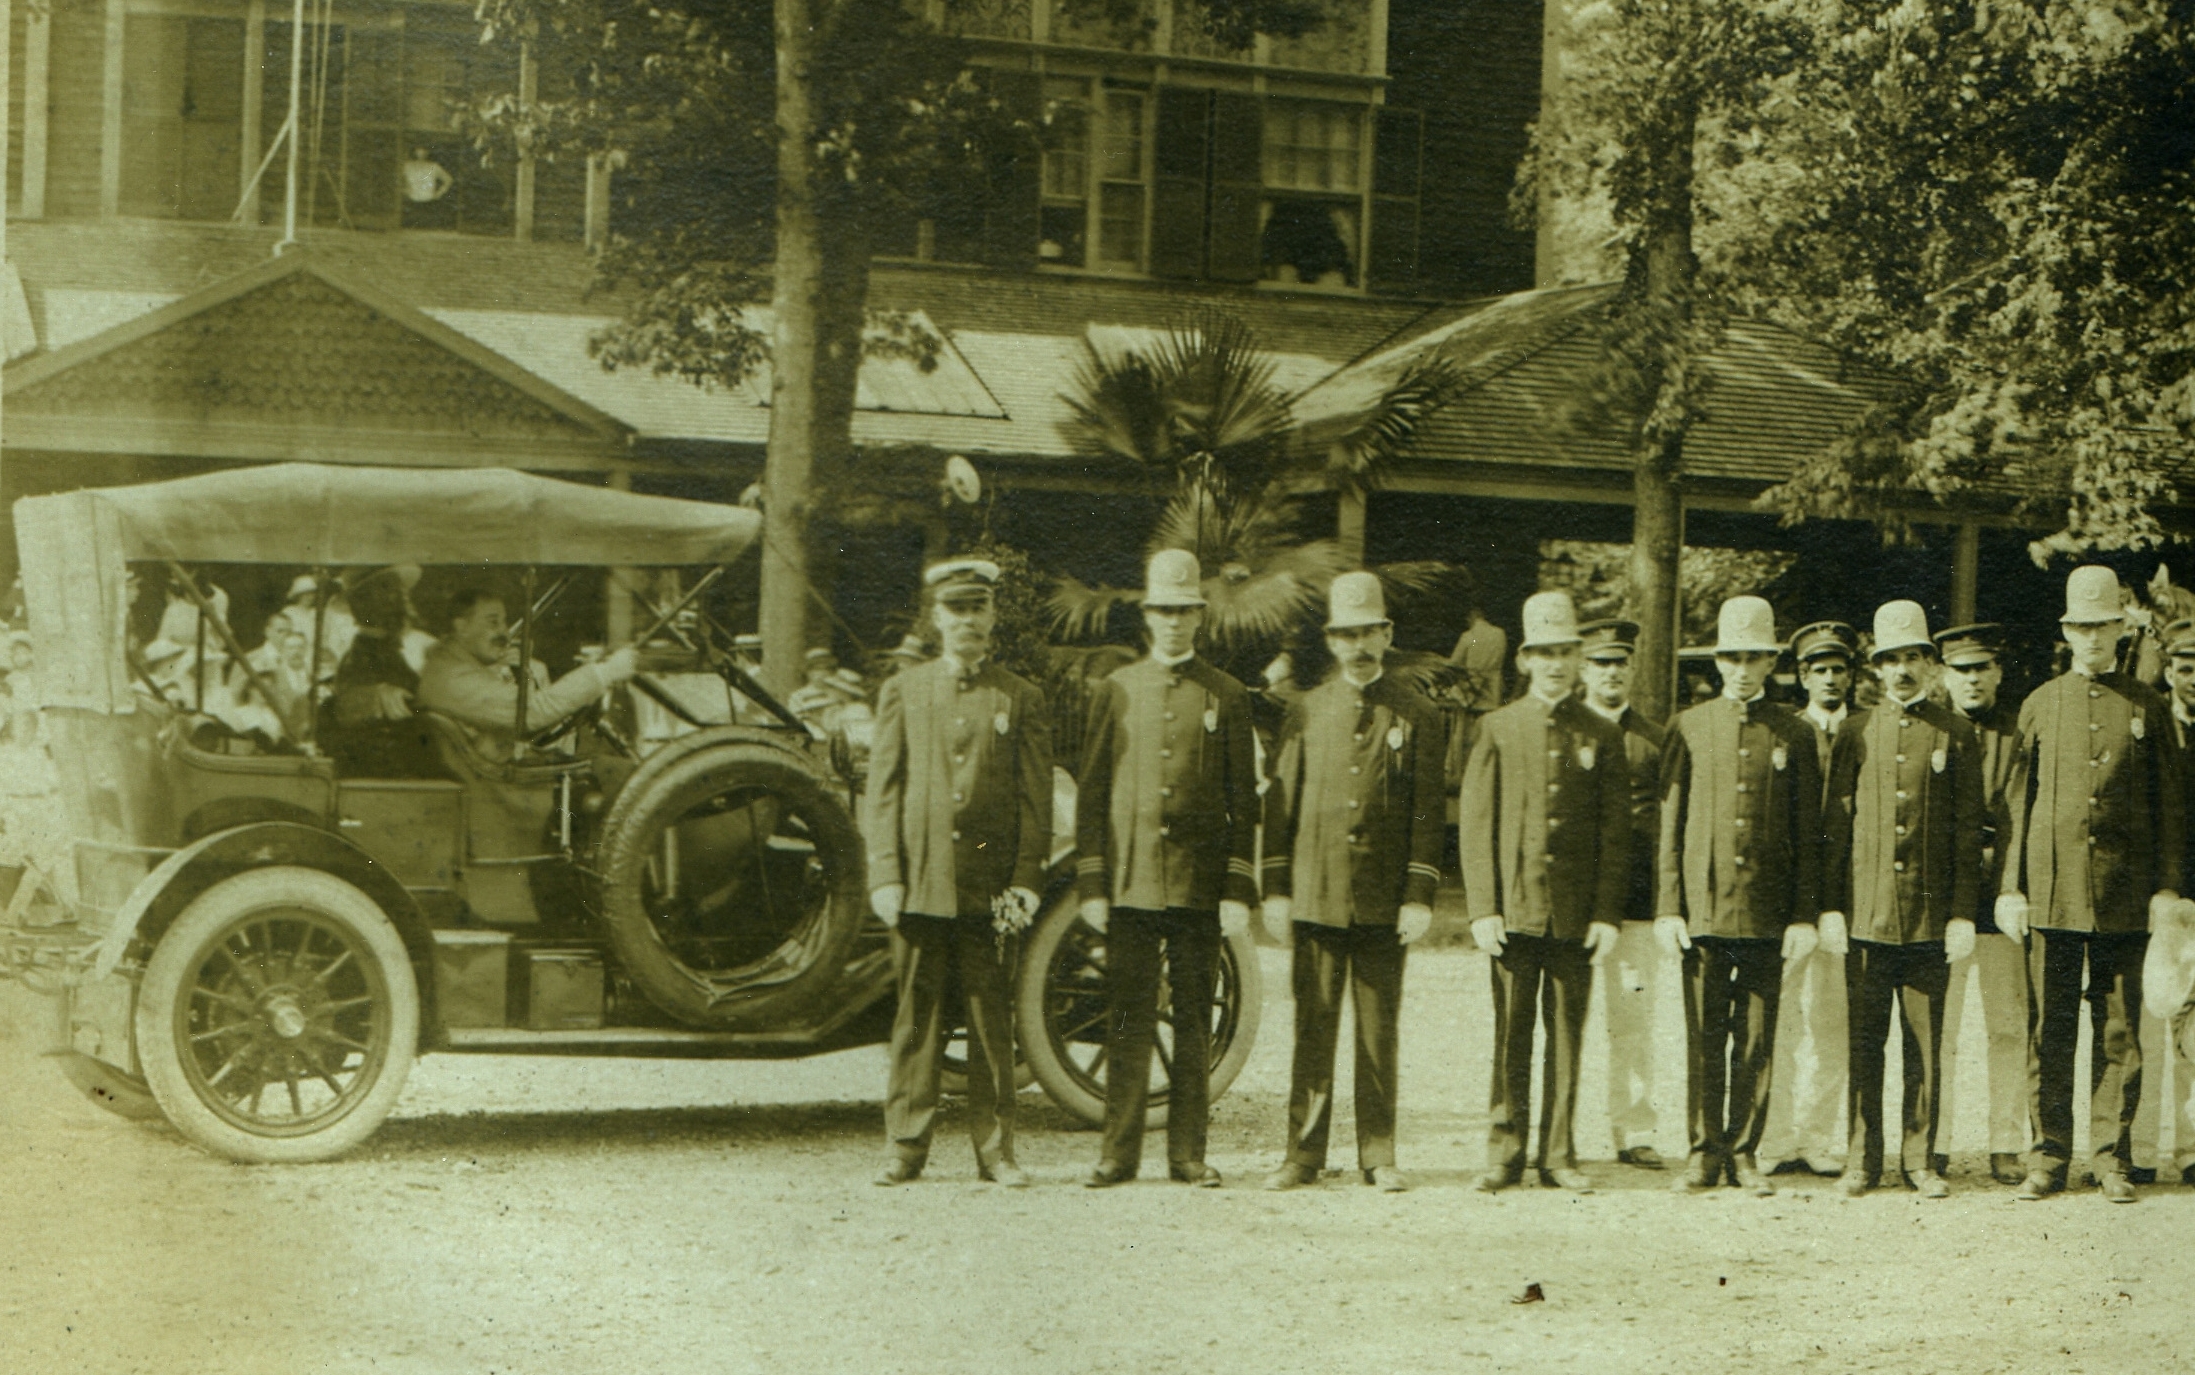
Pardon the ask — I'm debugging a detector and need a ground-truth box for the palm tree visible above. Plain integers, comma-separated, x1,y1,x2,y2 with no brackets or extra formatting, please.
1049,307,1462,667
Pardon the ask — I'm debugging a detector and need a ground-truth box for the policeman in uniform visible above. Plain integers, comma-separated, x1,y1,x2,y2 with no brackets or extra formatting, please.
866,558,1054,1188
1932,621,2033,1185
1077,551,1260,1189
1575,617,1671,1169
1657,596,1826,1196
1999,565,2183,1204
1261,572,1445,1193
1461,591,1630,1193
1819,601,1982,1197
1761,620,1857,1179
2131,616,2195,1186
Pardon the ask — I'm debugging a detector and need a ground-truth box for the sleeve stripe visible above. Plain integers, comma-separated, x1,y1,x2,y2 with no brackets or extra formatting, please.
1408,863,1442,879
1075,857,1106,873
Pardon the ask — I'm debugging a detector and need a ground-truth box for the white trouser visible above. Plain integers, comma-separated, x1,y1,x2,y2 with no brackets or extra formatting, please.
1602,919,1669,1151
2131,998,2195,1175
1937,931,2031,1157
1759,944,1848,1166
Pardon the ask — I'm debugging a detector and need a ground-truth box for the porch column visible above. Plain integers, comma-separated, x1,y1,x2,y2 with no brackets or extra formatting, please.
100,0,124,216
1951,519,1980,626
21,1,48,218
239,0,265,223
1337,488,1366,566
514,43,537,242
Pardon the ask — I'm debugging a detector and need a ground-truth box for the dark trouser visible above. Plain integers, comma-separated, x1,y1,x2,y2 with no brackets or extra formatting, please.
1844,939,1950,1181
1487,931,1593,1175
1100,906,1221,1174
1285,922,1407,1171
2027,926,2147,1180
884,913,1018,1171
1681,936,1783,1166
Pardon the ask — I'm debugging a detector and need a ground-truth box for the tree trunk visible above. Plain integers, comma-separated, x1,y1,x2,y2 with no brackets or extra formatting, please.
1628,454,1682,720
762,0,868,701
1628,106,1698,723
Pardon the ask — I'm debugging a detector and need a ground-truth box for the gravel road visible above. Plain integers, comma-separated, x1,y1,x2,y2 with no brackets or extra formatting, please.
3,942,2189,1374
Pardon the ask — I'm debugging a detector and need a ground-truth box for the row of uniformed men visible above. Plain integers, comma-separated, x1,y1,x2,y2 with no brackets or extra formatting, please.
860,553,2193,1200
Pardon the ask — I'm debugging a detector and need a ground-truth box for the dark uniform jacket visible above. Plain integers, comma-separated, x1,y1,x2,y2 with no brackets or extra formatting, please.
1263,670,1445,927
1460,692,1630,939
1955,700,2021,932
1074,654,1259,912
1656,694,1825,940
1599,702,1666,922
864,655,1053,919
2002,670,2184,933
1823,695,1983,944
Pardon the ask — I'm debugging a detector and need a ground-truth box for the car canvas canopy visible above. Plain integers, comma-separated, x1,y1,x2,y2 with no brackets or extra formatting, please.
15,464,763,715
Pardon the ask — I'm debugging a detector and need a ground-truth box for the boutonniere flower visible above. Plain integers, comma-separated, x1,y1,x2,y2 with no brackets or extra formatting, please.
1771,744,1789,772
1931,746,1948,774
994,710,1011,736
1576,743,1597,771
1204,706,1219,734
1387,724,1406,751
2131,716,2146,741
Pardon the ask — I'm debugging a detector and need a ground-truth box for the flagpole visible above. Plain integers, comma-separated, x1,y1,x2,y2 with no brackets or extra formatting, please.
278,0,305,251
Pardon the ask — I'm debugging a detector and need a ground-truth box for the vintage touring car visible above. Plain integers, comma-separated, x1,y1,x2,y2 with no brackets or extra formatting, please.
1,464,1258,1162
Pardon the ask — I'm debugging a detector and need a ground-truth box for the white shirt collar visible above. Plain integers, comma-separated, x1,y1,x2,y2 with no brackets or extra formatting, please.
1153,648,1196,669
1804,701,1846,731
942,653,986,679
1341,666,1384,689
1530,685,1571,709
1725,687,1766,706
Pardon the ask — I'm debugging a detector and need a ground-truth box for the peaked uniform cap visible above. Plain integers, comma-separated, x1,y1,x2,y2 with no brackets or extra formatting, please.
1791,620,1858,664
1715,597,1781,656
2165,617,2195,659
1142,549,1208,608
804,646,838,665
1934,622,2006,668
888,633,929,661
924,557,1001,589
1578,618,1640,660
1325,571,1390,630
733,633,763,650
2062,565,2125,624
1870,601,1935,659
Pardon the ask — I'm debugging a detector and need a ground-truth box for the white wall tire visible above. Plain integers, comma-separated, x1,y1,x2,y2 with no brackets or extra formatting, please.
135,866,418,1163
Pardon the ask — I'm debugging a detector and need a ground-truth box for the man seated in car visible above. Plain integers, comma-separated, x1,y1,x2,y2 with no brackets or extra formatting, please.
417,587,637,761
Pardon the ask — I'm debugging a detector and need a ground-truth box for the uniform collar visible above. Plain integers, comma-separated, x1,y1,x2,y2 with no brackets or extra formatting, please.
1341,666,1384,690
1528,686,1569,711
1886,690,1928,713
2175,695,2195,730
1583,697,1627,725
941,653,987,682
1152,649,1196,671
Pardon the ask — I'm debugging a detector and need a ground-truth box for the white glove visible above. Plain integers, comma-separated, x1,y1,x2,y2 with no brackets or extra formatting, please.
870,883,905,928
1817,911,1849,957
1219,900,1252,940
1944,918,1976,963
1397,903,1433,944
1584,921,1620,966
1654,916,1693,955
1995,892,2030,942
1782,922,1819,963
1262,896,1294,944
2152,890,2184,928
1080,897,1110,933
1471,916,1508,957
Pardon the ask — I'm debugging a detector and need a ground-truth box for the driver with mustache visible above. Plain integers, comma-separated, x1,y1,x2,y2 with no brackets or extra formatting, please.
416,586,637,760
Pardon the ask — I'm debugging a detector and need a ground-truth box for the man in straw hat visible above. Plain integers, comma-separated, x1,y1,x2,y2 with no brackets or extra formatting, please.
1657,595,1827,1196
1460,590,1630,1193
1817,601,1982,1198
1076,550,1259,1189
866,558,1052,1189
1575,616,1673,1169
1932,620,2034,1185
1759,619,1859,1180
2131,616,2195,1187
1261,571,1445,1192
1999,565,2182,1203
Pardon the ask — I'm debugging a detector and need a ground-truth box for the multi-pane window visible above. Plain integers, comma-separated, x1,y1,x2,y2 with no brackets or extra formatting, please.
1038,78,1149,272
1259,100,1362,288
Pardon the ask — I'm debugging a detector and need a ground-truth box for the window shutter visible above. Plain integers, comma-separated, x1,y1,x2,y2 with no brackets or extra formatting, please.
1367,106,1422,294
979,69,1042,269
1206,91,1262,284
1150,87,1210,280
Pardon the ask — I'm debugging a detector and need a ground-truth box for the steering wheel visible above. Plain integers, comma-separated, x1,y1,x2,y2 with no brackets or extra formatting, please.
525,672,700,757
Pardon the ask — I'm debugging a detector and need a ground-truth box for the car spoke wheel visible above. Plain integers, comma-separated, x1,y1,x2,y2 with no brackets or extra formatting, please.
136,867,417,1163
1014,890,1261,1128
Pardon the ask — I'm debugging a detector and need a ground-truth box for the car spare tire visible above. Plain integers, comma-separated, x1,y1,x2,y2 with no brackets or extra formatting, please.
593,731,865,1030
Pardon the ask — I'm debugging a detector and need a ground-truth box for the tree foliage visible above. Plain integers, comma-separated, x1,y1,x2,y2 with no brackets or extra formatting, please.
1733,1,2195,560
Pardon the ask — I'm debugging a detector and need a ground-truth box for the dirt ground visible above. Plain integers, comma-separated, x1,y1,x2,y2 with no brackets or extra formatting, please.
4,937,2191,1375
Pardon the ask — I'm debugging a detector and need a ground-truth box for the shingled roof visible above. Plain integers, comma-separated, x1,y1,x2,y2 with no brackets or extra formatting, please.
1294,282,1899,489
